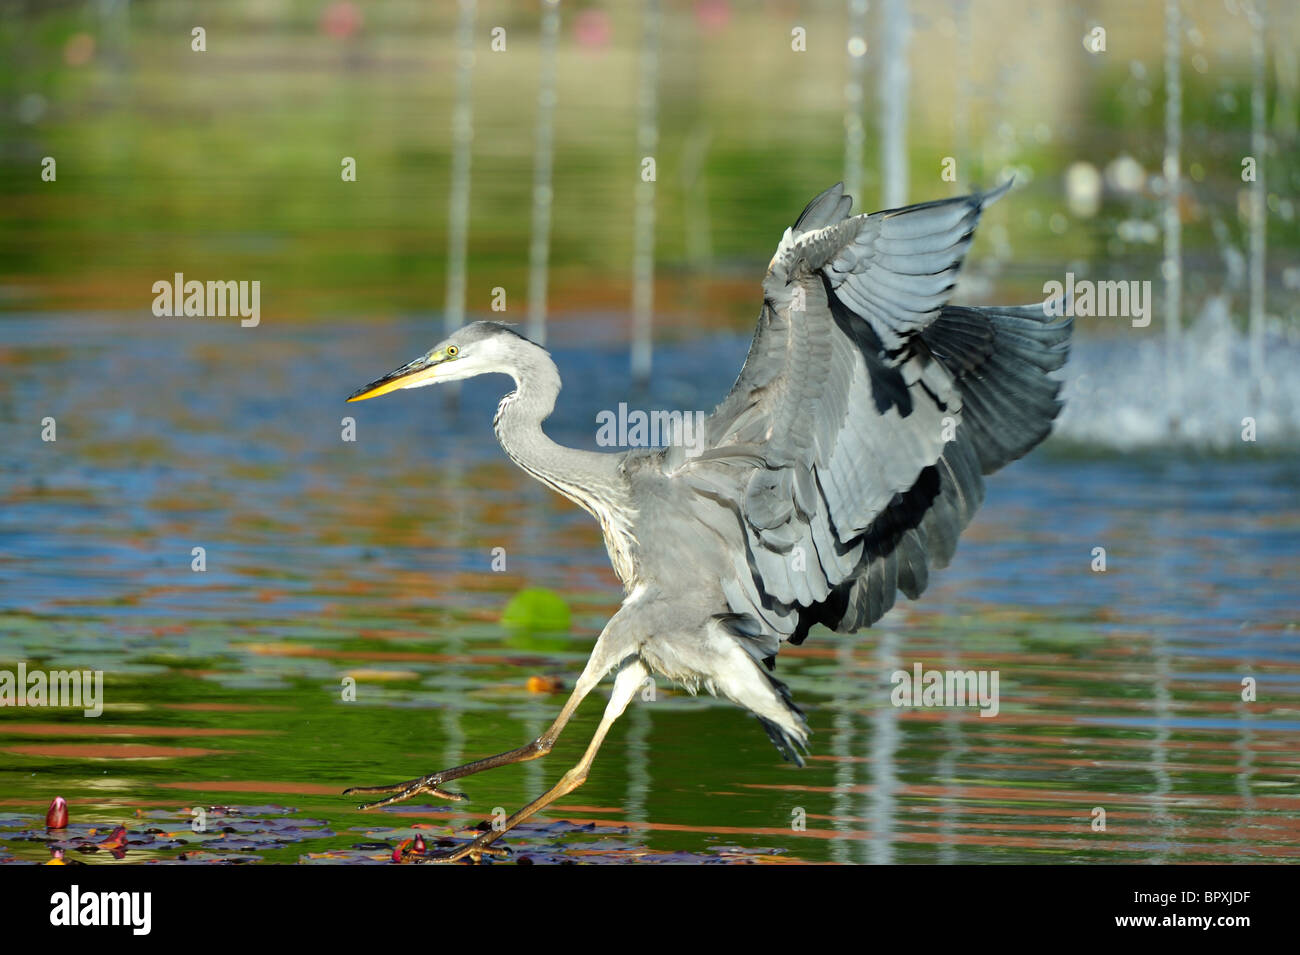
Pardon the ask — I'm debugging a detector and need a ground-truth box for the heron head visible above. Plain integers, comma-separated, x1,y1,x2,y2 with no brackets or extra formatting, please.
347,322,532,402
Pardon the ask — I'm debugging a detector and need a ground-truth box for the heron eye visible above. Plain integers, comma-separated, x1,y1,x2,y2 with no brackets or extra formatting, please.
446,345,459,357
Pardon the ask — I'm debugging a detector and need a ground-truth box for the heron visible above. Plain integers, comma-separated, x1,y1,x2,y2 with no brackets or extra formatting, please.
343,181,1072,862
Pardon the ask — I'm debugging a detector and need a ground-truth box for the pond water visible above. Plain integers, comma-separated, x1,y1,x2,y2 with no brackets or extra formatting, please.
1,314,1297,864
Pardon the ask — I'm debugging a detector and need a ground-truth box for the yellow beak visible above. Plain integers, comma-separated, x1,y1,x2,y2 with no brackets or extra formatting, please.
347,354,441,402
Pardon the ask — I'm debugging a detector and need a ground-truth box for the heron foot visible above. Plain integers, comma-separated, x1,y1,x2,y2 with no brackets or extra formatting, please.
416,838,511,864
344,773,468,810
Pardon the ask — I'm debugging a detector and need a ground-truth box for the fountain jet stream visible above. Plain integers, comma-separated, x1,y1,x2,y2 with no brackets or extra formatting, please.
879,0,911,209
1162,0,1183,433
843,0,869,203
630,0,661,386
526,0,562,347
1247,0,1268,399
444,0,477,341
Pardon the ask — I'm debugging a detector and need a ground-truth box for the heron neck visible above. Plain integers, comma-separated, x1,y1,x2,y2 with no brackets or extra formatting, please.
493,352,622,516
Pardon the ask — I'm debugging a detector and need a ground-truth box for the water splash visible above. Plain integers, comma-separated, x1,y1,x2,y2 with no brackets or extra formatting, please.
1055,296,1300,451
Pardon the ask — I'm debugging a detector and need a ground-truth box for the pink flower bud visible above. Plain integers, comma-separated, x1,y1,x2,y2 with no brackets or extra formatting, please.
45,796,68,829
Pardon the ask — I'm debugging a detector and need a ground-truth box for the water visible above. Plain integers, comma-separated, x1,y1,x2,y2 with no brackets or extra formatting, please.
1,314,1297,864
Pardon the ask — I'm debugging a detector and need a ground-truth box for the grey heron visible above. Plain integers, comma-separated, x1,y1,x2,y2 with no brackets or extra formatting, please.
343,181,1072,862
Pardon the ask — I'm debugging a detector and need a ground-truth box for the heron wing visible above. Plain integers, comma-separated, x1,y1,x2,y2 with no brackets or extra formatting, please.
678,183,1071,652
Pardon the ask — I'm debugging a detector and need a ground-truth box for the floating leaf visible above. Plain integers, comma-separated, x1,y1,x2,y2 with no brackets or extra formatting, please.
501,587,571,637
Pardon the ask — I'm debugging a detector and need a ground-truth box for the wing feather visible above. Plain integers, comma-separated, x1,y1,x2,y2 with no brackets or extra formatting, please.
679,183,1071,650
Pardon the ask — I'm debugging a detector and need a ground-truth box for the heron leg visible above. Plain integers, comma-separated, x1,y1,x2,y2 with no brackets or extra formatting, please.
424,657,648,863
344,643,619,810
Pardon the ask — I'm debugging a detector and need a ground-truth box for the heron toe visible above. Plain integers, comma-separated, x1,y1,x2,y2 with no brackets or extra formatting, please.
343,773,467,809
418,841,511,864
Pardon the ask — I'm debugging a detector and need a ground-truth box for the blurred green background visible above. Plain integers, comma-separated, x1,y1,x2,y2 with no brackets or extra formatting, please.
1,0,1296,333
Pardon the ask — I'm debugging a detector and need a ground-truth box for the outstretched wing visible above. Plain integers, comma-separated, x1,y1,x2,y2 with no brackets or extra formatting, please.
676,182,1071,657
